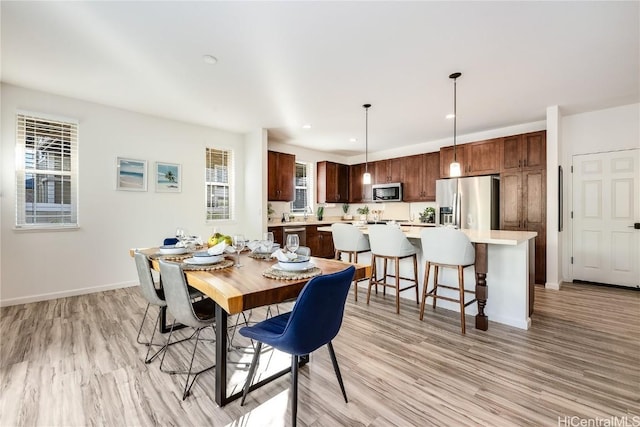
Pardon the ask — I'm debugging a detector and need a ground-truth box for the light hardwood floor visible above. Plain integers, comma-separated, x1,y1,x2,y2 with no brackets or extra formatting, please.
1,282,638,426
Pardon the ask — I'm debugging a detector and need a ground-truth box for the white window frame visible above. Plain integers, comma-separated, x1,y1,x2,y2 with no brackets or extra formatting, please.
290,161,313,214
15,111,79,229
205,147,234,221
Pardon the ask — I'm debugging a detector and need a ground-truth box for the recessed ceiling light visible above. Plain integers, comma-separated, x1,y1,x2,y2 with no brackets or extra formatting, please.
349,138,357,142
302,124,312,129
203,55,218,65
446,113,455,119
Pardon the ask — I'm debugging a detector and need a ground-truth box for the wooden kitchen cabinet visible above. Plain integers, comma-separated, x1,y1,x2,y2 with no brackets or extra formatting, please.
440,145,466,178
440,138,501,177
267,226,284,247
402,152,440,202
349,163,373,203
306,225,335,258
268,151,295,201
502,131,546,172
500,168,547,285
373,158,402,184
317,161,349,203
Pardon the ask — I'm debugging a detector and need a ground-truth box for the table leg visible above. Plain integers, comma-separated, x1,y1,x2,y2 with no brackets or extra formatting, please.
474,243,489,331
214,302,309,407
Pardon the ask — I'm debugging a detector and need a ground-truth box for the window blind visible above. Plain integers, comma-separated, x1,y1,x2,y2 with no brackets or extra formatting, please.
15,112,79,228
205,147,234,221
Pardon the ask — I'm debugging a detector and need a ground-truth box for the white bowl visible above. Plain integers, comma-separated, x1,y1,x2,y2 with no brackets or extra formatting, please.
159,245,188,255
184,255,222,265
277,256,311,271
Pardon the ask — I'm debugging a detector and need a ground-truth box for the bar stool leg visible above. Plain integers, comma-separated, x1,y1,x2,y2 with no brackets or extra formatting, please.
413,255,419,305
432,265,440,309
458,265,466,334
367,255,377,305
394,257,401,314
420,262,431,320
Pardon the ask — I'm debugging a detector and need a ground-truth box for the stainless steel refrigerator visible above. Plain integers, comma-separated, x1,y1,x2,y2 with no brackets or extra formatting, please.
435,175,500,230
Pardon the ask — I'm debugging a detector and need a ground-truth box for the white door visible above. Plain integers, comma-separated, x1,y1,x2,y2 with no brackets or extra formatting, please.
572,149,640,288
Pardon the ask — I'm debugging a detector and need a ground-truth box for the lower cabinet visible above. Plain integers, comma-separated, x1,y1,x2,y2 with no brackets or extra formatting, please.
306,225,335,258
267,226,283,247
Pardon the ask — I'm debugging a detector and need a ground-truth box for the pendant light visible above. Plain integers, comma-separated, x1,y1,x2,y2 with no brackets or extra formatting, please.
449,72,462,177
362,103,372,185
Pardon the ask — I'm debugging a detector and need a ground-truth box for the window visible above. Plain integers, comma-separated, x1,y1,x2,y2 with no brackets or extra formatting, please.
206,148,234,221
290,161,313,213
15,112,78,228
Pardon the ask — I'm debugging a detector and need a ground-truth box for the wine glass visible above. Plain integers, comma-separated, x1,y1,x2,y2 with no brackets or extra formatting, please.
263,232,274,259
286,234,299,256
232,234,246,267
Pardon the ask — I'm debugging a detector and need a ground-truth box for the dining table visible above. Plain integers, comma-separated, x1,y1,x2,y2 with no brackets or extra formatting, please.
131,247,370,407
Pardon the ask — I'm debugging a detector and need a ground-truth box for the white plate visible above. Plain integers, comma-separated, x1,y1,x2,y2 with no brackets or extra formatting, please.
159,246,188,255
273,261,314,272
183,255,223,265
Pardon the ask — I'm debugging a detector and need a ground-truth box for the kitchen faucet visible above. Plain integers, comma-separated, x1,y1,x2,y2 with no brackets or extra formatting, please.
303,206,312,221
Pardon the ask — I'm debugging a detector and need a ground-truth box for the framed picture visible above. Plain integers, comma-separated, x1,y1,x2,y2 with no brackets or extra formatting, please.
116,157,147,191
155,162,181,193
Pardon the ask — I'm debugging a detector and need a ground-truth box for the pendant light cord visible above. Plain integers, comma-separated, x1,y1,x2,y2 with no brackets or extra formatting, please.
363,103,371,173
453,77,457,162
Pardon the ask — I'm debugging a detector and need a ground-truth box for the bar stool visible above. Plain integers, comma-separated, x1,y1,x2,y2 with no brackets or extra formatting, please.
366,225,419,313
420,227,477,334
331,223,371,301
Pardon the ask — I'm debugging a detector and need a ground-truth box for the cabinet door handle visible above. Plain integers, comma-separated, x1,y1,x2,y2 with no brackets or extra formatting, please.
518,160,522,168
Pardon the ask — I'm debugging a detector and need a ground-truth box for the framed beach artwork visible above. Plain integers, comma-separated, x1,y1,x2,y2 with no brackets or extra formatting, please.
155,162,181,192
116,157,147,191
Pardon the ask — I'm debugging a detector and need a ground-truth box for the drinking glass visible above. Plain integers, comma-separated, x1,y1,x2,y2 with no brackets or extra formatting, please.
286,234,299,255
176,228,185,245
232,234,246,267
263,232,274,259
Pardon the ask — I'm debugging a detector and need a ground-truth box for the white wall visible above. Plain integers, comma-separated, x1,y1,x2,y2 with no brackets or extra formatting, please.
560,103,640,283
0,84,263,306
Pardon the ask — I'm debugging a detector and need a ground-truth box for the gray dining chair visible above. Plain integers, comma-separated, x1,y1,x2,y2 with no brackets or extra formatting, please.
134,251,203,363
158,260,217,400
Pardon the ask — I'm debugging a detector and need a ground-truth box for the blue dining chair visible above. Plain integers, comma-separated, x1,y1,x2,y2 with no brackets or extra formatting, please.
239,265,356,427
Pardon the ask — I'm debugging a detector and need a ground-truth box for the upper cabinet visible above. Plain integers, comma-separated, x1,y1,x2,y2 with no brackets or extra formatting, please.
349,163,372,203
373,158,402,184
502,131,546,172
267,150,295,201
317,161,349,203
440,138,501,177
402,152,440,202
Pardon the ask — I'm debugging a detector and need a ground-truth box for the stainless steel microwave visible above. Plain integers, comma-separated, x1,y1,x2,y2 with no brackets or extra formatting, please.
372,182,403,202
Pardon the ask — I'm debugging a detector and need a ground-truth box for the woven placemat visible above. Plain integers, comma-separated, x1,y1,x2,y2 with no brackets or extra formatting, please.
248,252,274,260
151,252,192,261
263,266,322,280
181,258,234,271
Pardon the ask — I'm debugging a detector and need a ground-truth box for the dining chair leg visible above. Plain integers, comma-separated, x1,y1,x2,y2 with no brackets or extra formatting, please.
240,341,262,406
291,354,299,427
136,303,152,345
144,307,165,363
327,341,348,403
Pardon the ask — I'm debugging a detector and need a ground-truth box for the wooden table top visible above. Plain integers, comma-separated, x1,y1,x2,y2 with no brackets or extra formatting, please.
132,248,370,315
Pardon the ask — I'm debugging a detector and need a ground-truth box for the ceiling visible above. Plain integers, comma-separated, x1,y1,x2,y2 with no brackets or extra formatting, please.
1,1,638,157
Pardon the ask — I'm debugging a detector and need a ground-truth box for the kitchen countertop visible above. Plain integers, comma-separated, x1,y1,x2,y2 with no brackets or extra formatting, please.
268,219,438,228
317,225,537,245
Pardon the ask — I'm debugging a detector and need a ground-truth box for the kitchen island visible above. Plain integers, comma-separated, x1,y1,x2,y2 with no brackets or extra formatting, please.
319,225,537,330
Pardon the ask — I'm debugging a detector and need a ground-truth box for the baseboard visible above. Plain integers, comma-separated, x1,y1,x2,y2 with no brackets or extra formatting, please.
0,281,139,307
545,281,561,290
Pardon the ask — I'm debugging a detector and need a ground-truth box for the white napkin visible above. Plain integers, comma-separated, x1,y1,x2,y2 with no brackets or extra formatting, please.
208,241,228,255
246,240,262,252
175,236,204,247
273,248,298,261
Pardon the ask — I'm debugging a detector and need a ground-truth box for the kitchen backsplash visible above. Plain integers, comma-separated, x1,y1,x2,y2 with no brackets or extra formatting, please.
267,200,436,222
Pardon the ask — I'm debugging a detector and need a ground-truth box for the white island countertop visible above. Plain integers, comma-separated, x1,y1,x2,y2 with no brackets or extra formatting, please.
318,225,537,245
